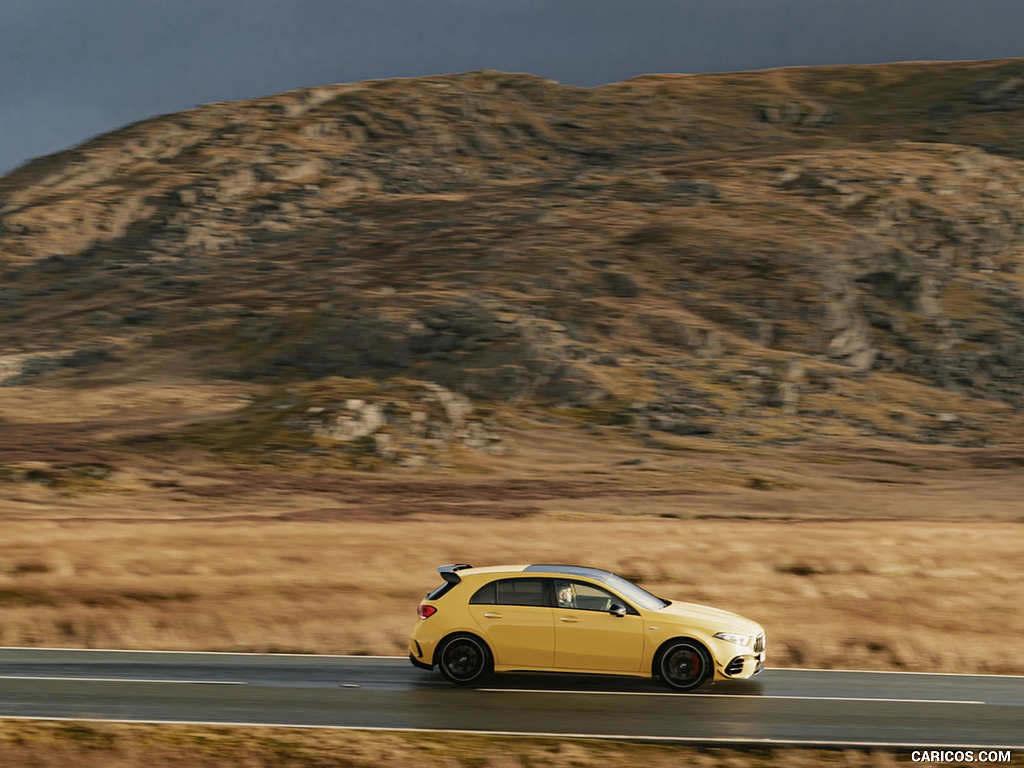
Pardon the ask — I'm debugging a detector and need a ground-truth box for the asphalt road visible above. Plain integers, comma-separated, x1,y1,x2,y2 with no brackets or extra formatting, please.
0,649,1021,749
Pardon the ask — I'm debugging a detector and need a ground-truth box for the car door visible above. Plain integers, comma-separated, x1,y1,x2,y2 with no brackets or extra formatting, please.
467,577,555,669
552,579,644,672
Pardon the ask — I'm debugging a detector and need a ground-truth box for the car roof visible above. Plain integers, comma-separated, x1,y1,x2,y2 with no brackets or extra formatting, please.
456,564,530,577
524,564,618,580
455,564,617,580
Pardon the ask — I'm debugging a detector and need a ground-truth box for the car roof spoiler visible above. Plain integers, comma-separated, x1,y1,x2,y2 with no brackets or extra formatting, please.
438,563,473,584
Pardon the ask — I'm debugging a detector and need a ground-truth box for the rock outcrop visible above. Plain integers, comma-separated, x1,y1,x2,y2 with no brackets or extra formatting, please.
303,382,504,467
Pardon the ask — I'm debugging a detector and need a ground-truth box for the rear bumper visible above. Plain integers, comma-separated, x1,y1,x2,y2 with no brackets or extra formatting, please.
409,652,434,671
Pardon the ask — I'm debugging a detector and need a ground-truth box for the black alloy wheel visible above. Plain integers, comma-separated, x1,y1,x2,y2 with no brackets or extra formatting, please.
438,634,492,684
659,640,711,691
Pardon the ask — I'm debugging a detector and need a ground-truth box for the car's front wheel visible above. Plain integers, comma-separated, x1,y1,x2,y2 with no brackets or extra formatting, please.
437,634,492,685
658,639,711,691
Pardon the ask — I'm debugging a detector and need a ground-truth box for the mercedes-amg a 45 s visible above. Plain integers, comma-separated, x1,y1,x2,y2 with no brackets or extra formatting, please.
409,563,765,691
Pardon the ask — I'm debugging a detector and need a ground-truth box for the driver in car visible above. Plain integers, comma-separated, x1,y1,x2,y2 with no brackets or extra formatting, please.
557,582,576,608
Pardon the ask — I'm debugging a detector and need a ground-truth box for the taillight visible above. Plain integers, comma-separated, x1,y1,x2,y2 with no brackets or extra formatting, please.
417,604,437,620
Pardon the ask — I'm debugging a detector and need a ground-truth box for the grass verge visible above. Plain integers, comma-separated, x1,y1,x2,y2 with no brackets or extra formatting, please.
0,721,922,768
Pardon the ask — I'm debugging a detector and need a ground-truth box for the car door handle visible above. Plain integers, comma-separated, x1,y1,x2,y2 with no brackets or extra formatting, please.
483,612,503,619
559,616,580,623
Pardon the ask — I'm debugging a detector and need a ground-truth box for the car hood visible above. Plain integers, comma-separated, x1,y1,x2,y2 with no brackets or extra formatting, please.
655,600,762,633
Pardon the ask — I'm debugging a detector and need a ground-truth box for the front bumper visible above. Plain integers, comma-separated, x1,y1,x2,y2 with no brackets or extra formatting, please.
715,632,766,679
723,654,765,678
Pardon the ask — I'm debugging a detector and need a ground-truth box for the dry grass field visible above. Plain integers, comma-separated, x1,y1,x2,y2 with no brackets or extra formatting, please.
1,380,1022,672
0,721,923,768
2,498,1022,674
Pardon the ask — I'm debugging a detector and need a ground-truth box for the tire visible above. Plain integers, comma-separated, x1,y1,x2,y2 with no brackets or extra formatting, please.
657,639,711,692
437,634,492,685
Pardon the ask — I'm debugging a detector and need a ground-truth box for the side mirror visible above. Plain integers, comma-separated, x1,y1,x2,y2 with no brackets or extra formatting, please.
609,603,627,617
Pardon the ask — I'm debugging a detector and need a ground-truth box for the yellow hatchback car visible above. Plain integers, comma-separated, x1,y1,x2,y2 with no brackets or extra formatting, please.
409,563,765,691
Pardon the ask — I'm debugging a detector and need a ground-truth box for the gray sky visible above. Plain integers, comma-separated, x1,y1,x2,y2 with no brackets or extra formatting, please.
2,0,1023,174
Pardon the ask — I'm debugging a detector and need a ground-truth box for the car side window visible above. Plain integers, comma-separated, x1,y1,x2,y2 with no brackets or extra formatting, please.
555,579,637,613
486,578,550,607
469,581,496,604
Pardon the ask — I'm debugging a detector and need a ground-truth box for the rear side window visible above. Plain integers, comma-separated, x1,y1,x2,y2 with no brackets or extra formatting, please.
469,581,496,604
470,578,552,606
496,578,550,606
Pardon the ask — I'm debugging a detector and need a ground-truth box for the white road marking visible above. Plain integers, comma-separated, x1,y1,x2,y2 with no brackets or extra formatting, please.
0,676,246,685
479,688,986,705
775,666,1024,680
0,717,1020,750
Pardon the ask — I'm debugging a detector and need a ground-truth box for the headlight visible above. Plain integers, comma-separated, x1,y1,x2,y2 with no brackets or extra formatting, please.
713,632,752,647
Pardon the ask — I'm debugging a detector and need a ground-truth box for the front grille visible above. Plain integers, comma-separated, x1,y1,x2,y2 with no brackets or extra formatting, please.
725,657,745,676
753,633,765,654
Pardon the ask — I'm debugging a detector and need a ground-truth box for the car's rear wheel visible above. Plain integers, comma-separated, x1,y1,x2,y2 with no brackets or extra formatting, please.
658,639,711,691
437,634,492,685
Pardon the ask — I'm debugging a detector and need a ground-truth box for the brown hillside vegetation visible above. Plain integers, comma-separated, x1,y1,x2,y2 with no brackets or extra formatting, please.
1,59,1024,465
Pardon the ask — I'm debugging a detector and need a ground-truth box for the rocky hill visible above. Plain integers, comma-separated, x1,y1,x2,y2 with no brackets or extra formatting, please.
2,59,1024,468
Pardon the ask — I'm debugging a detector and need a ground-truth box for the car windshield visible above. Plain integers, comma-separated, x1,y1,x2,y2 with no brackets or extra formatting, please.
604,573,670,611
